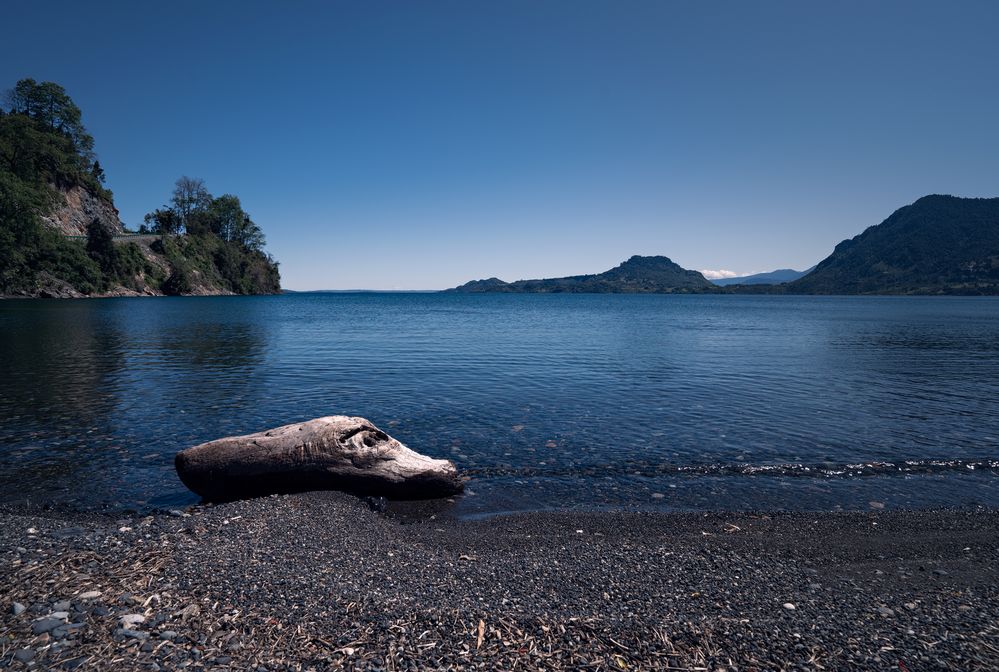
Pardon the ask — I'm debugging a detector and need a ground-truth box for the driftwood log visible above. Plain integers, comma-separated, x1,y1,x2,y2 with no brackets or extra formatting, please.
175,416,463,501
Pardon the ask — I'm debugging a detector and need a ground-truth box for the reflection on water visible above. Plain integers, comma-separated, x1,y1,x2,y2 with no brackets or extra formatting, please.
0,302,127,499
1,301,125,424
0,298,269,509
0,294,998,515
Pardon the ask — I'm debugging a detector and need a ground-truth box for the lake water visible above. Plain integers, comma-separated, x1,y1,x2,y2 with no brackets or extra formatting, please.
1,293,998,517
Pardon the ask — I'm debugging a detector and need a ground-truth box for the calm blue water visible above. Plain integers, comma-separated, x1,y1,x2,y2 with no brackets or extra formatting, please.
1,293,998,516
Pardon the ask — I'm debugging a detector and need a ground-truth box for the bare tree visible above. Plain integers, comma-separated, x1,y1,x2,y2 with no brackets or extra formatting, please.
171,176,210,233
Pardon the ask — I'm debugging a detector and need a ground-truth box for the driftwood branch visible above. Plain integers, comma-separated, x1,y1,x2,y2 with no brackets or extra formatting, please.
175,416,463,501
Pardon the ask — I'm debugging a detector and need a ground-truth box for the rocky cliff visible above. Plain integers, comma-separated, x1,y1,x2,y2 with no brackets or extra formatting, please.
1,78,280,298
38,184,124,235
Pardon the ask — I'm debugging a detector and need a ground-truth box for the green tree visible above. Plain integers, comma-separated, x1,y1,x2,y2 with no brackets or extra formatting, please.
236,211,265,251
207,194,243,242
0,172,42,291
0,112,81,187
5,79,94,162
205,193,264,250
86,218,116,281
143,207,181,235
91,160,105,184
162,263,192,295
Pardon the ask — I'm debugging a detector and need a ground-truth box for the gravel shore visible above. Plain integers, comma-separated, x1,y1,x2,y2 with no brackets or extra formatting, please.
2,492,998,670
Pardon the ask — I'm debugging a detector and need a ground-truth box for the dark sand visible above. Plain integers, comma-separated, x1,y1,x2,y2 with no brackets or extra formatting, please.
2,492,998,670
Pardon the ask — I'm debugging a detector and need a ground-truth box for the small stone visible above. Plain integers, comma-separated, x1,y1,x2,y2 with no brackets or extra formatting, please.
120,613,145,628
904,602,917,610
32,617,63,634
932,569,949,577
159,630,178,640
958,604,973,612
12,602,26,615
783,602,796,610
14,649,35,663
52,624,76,639
651,493,665,499
115,627,149,640
868,501,885,509
49,611,70,619
215,656,232,665
78,591,102,600
169,509,187,517
140,641,155,652
53,600,71,611
16,547,27,554
877,606,895,617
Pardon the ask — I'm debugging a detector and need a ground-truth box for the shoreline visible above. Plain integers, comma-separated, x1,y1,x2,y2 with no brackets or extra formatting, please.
2,492,997,670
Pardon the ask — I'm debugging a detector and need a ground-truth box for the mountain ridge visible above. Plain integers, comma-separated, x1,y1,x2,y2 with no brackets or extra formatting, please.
787,194,999,295
711,267,813,286
448,255,714,293
448,195,999,296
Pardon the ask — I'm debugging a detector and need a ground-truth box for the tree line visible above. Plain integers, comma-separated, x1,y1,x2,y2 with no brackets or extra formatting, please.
2,78,107,196
141,176,265,251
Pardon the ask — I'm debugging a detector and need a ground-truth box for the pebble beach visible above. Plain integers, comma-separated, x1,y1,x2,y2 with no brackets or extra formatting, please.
2,492,998,670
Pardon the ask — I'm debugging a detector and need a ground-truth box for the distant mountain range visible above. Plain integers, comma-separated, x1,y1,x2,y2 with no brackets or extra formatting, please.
447,195,999,295
447,255,713,293
710,268,813,286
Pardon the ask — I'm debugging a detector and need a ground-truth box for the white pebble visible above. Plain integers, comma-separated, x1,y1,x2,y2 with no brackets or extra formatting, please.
120,614,145,627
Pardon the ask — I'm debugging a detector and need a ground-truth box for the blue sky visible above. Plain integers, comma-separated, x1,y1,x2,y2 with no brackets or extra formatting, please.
5,1,998,289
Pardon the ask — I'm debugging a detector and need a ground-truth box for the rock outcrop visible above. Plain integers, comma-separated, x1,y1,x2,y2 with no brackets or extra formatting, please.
175,416,464,501
39,184,123,236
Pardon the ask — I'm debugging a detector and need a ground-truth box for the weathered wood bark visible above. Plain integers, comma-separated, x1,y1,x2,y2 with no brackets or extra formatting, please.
175,416,463,501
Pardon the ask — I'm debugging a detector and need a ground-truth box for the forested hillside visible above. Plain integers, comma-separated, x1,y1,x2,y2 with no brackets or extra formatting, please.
789,195,999,295
0,79,279,297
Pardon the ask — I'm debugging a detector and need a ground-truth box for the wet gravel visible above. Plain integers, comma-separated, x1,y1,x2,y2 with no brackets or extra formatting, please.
1,492,998,670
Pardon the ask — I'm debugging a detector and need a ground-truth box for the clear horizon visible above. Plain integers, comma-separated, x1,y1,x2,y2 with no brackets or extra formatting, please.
4,0,998,290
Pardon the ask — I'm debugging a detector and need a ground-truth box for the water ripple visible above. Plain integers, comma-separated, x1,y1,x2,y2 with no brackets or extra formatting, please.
1,293,998,513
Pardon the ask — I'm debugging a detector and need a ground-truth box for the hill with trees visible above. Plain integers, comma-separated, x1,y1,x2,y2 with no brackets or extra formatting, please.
0,78,280,298
449,255,714,293
451,197,999,296
787,195,999,295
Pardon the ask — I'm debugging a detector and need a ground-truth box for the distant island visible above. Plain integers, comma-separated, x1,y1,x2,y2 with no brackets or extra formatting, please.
0,79,280,298
449,195,999,296
448,255,713,293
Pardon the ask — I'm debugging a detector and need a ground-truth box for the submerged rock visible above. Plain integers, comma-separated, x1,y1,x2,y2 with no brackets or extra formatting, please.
175,416,463,501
